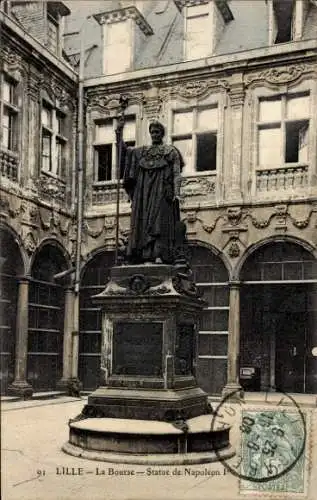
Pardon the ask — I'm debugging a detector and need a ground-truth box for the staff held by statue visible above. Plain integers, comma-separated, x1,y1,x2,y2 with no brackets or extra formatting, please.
115,96,129,265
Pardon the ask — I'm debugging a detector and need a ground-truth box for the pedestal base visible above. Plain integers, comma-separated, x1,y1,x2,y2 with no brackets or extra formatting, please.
85,386,210,420
63,414,234,465
222,383,244,400
8,380,33,399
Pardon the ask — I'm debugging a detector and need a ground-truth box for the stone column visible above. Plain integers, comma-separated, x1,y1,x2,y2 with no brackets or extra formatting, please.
71,292,80,381
57,287,76,392
8,277,33,399
227,76,245,202
223,281,243,398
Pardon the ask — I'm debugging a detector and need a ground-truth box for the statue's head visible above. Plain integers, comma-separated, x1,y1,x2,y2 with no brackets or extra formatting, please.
149,121,165,144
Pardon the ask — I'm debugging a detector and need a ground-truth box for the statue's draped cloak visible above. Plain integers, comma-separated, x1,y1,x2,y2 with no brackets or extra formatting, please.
123,144,182,263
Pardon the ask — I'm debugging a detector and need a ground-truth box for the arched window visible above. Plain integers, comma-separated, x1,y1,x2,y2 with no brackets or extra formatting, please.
189,245,229,395
28,244,68,391
79,251,115,390
0,228,23,394
240,241,317,394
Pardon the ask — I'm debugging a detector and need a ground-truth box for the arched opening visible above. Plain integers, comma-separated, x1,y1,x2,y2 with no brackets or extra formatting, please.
240,241,317,394
189,244,229,395
28,244,69,391
0,228,24,394
79,250,115,390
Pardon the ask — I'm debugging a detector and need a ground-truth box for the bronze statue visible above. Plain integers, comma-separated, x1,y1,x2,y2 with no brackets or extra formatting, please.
123,121,184,264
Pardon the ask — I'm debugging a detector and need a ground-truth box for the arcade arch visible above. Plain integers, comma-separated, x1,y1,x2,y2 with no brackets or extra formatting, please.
239,240,317,394
27,243,70,391
0,227,25,394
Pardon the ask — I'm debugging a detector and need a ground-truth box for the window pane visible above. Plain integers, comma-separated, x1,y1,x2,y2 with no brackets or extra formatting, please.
172,138,193,173
173,111,193,135
258,127,281,166
42,133,51,170
96,145,112,181
2,111,10,148
3,79,13,103
186,15,210,60
285,121,309,163
95,122,114,143
41,105,52,128
287,94,310,120
56,139,65,176
56,112,65,136
196,132,217,171
259,98,282,122
198,334,228,356
123,117,135,142
197,107,218,131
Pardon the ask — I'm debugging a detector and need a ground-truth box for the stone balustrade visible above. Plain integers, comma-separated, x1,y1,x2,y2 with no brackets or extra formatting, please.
256,165,308,192
0,149,19,181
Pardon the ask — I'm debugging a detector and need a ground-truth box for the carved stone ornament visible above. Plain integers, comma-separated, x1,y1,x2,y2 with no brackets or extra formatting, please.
142,97,163,120
35,175,66,202
1,47,22,69
160,78,229,100
0,196,10,218
245,64,311,87
226,207,242,226
94,6,153,36
86,91,141,113
23,232,38,255
246,204,314,231
181,176,216,197
228,241,240,258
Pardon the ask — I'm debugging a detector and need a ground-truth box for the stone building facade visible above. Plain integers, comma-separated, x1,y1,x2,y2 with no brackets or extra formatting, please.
1,0,317,398
0,1,78,397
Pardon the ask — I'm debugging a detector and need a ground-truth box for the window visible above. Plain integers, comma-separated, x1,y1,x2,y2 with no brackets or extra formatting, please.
47,6,59,54
270,0,307,44
94,116,136,182
1,75,19,152
257,93,310,167
185,3,213,60
41,101,67,176
172,107,218,174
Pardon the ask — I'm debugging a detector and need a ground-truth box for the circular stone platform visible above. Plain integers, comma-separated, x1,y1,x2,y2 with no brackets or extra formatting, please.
63,414,235,465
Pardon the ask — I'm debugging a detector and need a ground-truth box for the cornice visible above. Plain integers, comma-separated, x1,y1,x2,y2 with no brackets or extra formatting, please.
83,39,317,90
93,6,153,36
174,0,234,23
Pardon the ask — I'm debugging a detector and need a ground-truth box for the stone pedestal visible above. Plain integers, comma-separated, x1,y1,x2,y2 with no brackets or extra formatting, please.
64,264,234,463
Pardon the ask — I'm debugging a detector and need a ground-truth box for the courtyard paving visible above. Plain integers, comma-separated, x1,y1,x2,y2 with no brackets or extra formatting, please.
2,395,317,500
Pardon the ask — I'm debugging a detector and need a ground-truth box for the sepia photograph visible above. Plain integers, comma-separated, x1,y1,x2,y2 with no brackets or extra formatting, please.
1,1,317,499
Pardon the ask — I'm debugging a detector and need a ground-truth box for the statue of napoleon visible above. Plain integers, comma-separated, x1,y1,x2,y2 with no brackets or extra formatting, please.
123,121,185,265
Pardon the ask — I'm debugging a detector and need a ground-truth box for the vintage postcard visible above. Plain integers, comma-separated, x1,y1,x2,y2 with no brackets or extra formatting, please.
1,1,317,499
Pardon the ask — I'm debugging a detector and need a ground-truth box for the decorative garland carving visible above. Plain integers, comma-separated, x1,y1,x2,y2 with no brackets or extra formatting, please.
182,211,222,235
160,78,229,101
245,64,312,88
86,91,144,113
246,205,315,230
